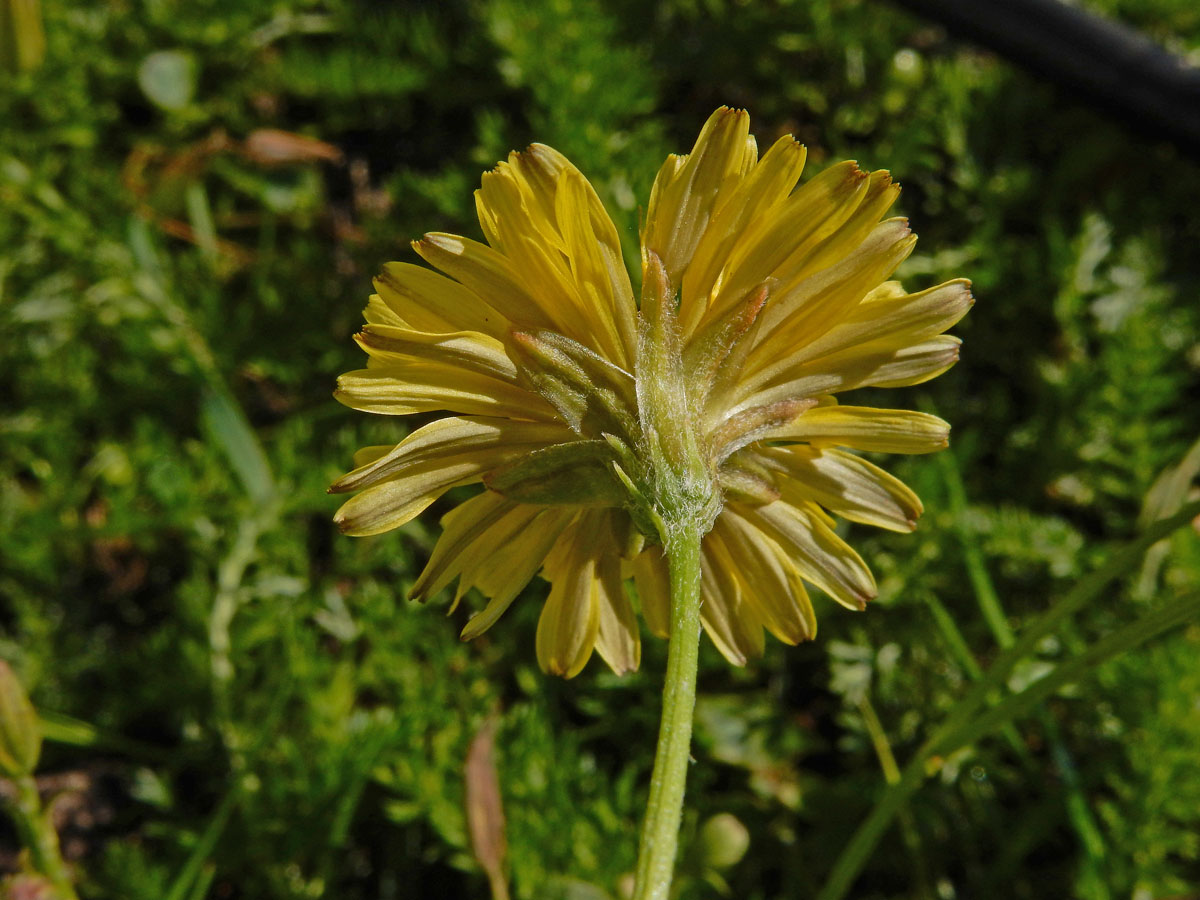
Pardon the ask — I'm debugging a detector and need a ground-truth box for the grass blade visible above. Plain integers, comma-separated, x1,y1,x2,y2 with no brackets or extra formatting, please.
925,499,1200,753
817,500,1200,900
201,388,277,506
934,590,1200,755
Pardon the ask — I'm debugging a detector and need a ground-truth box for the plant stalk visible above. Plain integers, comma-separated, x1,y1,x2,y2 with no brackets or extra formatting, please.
7,774,79,899
632,520,705,900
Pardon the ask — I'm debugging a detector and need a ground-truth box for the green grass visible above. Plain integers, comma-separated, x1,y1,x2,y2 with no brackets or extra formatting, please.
2,0,1200,897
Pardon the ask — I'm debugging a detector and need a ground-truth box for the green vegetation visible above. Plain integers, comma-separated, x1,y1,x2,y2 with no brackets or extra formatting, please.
2,0,1199,897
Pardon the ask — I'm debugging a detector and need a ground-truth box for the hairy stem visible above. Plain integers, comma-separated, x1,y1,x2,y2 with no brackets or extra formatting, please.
632,520,704,900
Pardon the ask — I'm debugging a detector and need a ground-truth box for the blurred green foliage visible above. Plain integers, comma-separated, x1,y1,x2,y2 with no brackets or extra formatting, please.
2,0,1199,898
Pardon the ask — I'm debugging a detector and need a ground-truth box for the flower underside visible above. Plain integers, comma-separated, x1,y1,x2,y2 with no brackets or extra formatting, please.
331,107,971,677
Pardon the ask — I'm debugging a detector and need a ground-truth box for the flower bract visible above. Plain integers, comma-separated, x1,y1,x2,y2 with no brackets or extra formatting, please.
331,107,971,677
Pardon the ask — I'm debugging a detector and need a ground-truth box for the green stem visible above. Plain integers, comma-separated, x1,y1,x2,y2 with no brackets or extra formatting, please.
632,520,705,900
8,774,79,899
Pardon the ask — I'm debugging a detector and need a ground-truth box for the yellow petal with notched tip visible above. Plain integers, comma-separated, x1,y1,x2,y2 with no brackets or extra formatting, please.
477,168,585,331
374,262,510,339
409,490,516,602
333,471,468,537
753,445,923,532
704,161,868,323
729,501,877,611
355,327,517,383
507,145,570,241
712,514,816,644
331,416,573,494
332,417,572,535
627,546,670,638
751,218,917,360
778,279,973,371
414,233,557,333
458,508,575,640
679,134,808,334
364,293,408,329
732,335,960,412
335,363,555,420
520,145,627,253
477,150,636,367
863,336,962,388
352,445,393,469
766,405,950,454
536,515,601,677
698,535,765,665
511,147,636,351
461,505,556,600
555,170,636,367
796,170,901,280
479,163,565,252
593,515,641,674
644,107,754,289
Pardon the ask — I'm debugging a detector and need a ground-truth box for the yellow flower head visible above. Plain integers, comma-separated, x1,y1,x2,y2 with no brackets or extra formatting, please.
331,108,971,677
